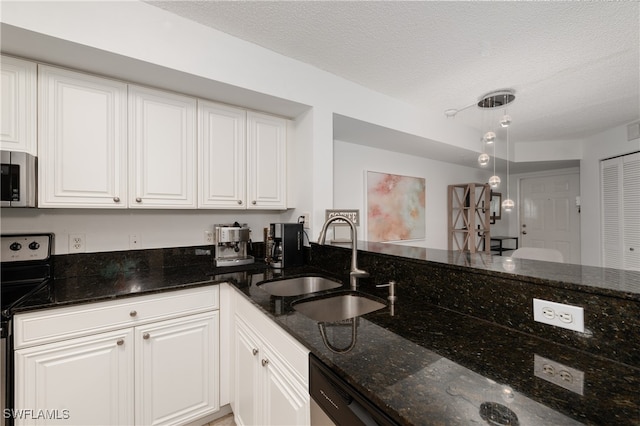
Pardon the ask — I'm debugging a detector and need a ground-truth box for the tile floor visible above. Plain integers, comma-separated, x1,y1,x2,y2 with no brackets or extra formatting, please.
203,413,236,426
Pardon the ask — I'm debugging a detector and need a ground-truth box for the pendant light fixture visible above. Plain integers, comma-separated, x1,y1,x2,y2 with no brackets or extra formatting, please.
445,88,516,210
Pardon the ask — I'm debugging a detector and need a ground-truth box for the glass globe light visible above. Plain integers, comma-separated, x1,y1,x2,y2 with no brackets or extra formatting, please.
488,175,501,188
484,131,496,144
502,257,516,272
502,198,515,212
500,115,512,128
478,153,490,166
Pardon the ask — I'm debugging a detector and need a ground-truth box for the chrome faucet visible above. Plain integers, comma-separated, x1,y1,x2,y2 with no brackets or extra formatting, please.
317,215,369,290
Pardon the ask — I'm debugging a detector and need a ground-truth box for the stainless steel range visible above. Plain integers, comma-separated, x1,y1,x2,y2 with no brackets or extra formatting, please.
1,233,53,426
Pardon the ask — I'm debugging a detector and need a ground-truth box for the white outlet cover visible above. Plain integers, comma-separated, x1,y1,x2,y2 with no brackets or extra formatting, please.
534,354,584,395
533,298,584,333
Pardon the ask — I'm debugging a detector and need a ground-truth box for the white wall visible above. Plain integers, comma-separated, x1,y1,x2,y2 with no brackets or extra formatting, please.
333,140,486,249
0,208,285,254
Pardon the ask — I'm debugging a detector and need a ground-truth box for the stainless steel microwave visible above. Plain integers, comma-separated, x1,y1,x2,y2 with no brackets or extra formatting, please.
0,151,36,207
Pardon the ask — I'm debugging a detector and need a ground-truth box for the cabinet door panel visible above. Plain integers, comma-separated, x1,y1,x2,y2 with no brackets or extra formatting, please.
262,347,310,426
1,55,36,154
14,329,134,426
198,101,246,208
38,65,127,207
129,85,196,208
233,317,261,426
246,112,287,210
135,312,219,426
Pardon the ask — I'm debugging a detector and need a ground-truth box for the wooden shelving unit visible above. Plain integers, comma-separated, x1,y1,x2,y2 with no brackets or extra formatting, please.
448,183,491,253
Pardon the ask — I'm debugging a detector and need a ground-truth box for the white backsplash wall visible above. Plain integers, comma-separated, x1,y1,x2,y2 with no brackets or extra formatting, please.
0,209,290,254
333,140,487,250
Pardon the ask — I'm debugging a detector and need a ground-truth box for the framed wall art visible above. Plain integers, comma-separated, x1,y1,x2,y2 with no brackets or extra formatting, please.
365,171,426,242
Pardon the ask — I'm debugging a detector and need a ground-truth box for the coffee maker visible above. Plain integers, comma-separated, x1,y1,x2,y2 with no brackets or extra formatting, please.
213,223,254,267
269,223,304,268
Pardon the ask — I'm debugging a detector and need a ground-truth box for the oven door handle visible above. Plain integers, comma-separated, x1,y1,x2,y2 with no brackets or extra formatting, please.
2,278,51,319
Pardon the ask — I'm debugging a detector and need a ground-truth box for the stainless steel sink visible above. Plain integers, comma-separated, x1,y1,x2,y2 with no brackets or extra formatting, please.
257,275,342,297
292,291,386,322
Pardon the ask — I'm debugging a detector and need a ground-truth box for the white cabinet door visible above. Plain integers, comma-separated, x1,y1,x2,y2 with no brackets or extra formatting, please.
198,100,246,208
262,346,310,426
234,318,261,426
14,328,134,426
1,55,37,154
246,112,287,210
38,65,128,208
129,85,196,208
135,312,219,426
233,296,310,426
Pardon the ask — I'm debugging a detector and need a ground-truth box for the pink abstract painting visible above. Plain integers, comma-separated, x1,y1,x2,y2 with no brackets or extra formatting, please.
366,171,426,242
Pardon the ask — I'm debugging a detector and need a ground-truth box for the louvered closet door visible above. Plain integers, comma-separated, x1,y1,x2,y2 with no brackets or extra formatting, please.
622,154,640,270
601,152,640,271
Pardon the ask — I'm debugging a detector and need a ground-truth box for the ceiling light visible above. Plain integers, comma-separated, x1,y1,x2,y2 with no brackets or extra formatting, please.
489,175,501,188
478,153,490,166
500,115,512,128
484,131,496,144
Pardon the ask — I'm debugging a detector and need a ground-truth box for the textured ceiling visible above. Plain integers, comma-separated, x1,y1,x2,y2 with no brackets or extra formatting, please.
146,1,640,145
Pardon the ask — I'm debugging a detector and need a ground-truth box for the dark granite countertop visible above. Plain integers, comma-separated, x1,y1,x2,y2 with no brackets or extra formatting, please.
343,241,640,301
8,244,640,426
226,268,639,426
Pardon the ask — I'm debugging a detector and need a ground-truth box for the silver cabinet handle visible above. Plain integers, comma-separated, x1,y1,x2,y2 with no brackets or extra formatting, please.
113,197,120,203
252,348,259,356
135,197,142,203
252,200,257,205
261,359,269,367
130,310,137,317
143,333,150,340
117,339,124,346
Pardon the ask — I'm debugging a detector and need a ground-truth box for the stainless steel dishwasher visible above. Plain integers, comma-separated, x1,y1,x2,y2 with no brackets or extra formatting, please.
309,353,399,426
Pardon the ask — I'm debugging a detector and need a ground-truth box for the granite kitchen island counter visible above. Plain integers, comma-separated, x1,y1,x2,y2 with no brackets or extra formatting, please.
225,266,639,426
9,242,640,425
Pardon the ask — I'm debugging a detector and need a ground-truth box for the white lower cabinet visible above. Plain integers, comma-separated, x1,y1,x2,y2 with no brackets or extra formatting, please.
232,292,309,426
13,286,220,426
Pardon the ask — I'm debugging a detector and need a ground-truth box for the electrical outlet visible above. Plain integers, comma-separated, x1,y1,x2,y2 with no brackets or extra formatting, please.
533,298,584,332
302,212,311,229
129,234,141,249
534,354,584,395
204,230,214,244
68,234,86,253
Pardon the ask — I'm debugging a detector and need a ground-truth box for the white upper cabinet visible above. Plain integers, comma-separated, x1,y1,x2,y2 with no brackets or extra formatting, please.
1,55,37,154
199,105,288,210
198,100,246,208
29,60,290,210
38,65,128,208
129,85,197,208
247,111,287,210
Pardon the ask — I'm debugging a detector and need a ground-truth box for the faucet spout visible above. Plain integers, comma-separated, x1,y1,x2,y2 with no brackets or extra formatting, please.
317,215,368,290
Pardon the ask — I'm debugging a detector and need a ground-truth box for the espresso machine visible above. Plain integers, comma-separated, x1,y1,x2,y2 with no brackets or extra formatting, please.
269,223,304,269
213,223,254,267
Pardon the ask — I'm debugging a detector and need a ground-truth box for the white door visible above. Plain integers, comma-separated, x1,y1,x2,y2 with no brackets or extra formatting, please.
129,85,197,208
246,112,287,210
262,346,310,426
135,312,219,426
601,153,640,271
14,329,134,426
233,318,261,426
38,65,128,207
198,100,246,208
519,173,581,264
1,55,37,154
